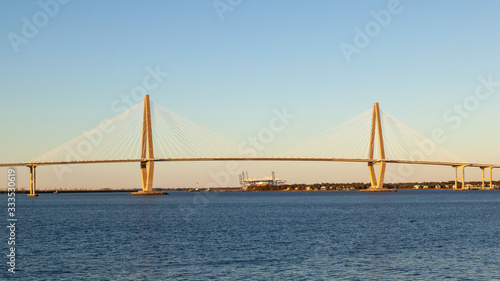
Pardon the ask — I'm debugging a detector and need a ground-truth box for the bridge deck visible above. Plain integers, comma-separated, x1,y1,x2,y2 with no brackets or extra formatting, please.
0,158,498,168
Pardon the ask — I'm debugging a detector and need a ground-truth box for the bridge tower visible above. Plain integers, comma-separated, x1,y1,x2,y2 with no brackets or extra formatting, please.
130,95,165,195
360,103,395,192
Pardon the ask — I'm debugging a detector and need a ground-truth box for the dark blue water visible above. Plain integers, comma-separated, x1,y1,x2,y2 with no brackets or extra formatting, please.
2,190,500,280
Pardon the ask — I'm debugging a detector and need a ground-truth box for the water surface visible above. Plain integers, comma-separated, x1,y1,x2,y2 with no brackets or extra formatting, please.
2,190,500,280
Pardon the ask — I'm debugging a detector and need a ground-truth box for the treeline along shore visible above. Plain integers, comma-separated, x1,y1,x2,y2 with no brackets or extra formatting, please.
245,181,500,191
0,187,243,194
1,181,498,194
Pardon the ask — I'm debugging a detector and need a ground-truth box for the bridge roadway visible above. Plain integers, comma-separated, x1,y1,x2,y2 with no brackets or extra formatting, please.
1,157,499,168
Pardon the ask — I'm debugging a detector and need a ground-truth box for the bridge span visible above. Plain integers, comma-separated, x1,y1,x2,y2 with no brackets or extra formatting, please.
1,95,498,196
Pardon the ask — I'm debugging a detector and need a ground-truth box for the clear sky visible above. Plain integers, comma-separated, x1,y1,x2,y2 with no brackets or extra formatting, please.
1,0,500,188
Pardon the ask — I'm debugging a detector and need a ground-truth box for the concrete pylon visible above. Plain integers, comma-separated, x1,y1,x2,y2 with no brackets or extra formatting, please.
480,166,493,190
453,165,467,190
27,165,38,197
359,103,395,192
130,95,166,195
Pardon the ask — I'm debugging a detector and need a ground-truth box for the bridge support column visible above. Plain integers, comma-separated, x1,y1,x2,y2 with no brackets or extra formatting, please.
453,165,466,190
360,102,394,192
480,167,493,190
130,95,165,195
27,165,38,197
368,161,386,189
140,160,155,192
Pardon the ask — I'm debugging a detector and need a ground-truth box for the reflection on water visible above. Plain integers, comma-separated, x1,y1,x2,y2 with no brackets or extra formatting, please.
2,190,500,280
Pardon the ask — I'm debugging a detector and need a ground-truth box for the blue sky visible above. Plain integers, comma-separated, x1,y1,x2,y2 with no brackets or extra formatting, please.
1,0,500,188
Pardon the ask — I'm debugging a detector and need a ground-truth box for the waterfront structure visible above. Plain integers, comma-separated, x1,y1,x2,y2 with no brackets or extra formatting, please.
0,96,498,196
239,171,286,190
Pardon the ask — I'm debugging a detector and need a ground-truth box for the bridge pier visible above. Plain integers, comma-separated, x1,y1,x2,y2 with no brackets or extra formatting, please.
130,95,165,195
368,161,387,189
130,160,163,195
453,165,466,190
480,167,493,189
27,165,38,197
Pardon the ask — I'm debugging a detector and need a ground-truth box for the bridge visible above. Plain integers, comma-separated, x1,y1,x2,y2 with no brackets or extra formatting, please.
1,95,498,196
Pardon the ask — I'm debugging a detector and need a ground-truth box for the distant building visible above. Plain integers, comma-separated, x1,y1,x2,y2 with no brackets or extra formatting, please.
239,171,286,190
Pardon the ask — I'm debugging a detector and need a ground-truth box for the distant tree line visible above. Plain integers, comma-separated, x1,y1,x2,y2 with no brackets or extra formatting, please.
245,180,500,191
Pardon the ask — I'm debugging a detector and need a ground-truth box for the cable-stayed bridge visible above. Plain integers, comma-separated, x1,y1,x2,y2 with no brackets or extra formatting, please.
1,95,498,196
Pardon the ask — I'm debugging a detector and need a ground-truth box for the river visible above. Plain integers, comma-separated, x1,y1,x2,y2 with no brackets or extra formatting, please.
2,190,499,280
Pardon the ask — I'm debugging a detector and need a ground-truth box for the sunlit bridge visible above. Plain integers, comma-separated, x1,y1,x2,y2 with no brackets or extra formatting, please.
1,95,498,196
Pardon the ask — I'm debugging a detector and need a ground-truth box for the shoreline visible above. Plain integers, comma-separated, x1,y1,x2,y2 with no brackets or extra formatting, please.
1,187,498,194
1,180,498,194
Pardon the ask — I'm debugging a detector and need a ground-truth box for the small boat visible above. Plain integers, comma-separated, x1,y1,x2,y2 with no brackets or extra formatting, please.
53,190,58,194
